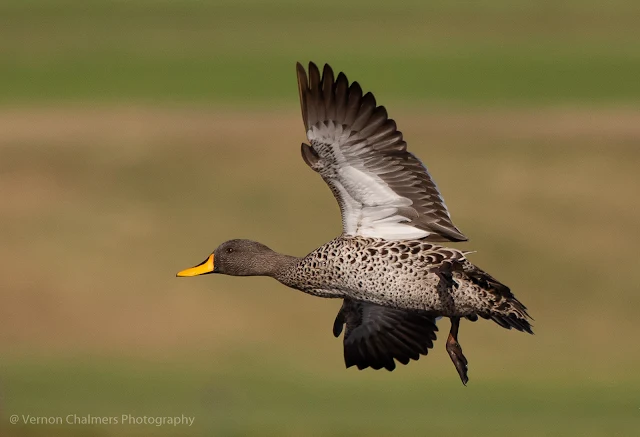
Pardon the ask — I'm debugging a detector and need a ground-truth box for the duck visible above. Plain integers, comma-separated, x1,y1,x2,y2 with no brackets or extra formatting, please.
177,62,532,385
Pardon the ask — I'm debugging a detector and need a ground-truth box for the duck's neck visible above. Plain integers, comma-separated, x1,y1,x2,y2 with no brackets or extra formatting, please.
251,251,300,280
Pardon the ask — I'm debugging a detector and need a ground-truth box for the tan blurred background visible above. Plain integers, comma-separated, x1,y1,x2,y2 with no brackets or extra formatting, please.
1,1,639,436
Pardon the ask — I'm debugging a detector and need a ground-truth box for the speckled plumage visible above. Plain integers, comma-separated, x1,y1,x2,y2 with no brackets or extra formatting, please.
277,236,530,329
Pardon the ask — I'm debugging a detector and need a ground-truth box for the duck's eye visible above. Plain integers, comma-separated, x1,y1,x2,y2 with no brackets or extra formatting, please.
226,247,234,254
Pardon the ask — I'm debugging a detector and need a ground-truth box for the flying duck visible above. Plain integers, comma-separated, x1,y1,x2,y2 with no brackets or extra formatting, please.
177,62,532,385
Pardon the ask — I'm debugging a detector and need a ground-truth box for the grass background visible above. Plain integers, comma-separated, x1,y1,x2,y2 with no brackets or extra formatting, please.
1,1,639,436
2,0,640,105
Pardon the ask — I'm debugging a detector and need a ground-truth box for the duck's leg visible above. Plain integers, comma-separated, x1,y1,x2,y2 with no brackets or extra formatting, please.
446,317,469,385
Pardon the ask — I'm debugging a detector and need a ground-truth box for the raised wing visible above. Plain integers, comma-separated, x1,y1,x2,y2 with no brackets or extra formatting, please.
296,62,467,242
333,299,438,371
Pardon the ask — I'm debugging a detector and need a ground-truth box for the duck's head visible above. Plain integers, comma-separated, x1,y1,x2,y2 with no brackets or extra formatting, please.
176,239,277,277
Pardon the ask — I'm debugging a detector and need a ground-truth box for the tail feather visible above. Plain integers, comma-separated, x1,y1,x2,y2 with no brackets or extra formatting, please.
461,261,533,334
485,312,533,334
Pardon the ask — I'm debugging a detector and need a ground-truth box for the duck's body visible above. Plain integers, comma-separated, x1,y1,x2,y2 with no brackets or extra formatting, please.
177,62,532,384
279,236,526,323
280,237,462,308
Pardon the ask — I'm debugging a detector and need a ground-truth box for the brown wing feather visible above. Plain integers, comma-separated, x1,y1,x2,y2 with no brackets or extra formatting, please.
296,62,467,242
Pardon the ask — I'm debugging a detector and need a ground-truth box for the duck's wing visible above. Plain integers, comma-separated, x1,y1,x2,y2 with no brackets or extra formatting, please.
332,299,438,371
296,62,466,242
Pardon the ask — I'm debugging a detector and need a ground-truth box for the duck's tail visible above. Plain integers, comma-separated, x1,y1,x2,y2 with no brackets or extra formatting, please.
461,261,533,334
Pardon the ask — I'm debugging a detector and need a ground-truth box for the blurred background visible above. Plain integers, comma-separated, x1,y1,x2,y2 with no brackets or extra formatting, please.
1,1,639,436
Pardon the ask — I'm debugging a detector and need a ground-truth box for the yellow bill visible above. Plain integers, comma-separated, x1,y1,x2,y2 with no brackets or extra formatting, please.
176,254,214,277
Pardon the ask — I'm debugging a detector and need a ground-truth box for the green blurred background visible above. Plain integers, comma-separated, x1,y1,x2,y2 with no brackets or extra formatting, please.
1,1,639,436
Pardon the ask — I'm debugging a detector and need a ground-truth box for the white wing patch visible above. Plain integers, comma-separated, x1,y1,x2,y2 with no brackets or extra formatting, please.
309,124,429,240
